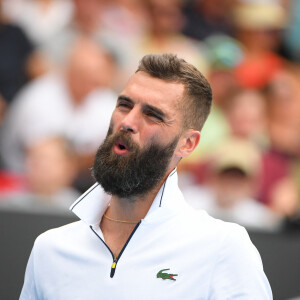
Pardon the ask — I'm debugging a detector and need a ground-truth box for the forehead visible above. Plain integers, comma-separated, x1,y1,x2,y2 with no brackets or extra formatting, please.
121,71,185,114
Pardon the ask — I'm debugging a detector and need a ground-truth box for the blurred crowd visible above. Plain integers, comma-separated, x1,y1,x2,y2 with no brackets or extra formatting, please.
0,0,300,231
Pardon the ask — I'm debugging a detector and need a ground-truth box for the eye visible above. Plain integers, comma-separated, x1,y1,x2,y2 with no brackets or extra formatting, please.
145,112,164,123
117,101,132,111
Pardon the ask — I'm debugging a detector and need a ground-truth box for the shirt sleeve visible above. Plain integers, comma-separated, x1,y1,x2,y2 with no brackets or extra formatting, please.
19,245,39,300
209,224,273,299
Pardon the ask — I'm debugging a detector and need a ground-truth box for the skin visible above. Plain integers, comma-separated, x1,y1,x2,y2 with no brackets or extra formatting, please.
65,37,110,105
100,71,201,257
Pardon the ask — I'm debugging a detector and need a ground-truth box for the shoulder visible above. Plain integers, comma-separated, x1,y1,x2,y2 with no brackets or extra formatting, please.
14,73,61,103
33,220,88,252
188,213,273,298
182,208,260,259
183,206,247,238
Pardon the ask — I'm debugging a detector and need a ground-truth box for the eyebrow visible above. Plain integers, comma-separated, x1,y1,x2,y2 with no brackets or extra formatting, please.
118,95,167,120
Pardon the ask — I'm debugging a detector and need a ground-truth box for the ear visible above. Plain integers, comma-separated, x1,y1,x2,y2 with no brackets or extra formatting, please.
175,129,201,158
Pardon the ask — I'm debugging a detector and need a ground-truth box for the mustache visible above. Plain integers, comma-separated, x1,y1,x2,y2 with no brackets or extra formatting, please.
106,128,140,153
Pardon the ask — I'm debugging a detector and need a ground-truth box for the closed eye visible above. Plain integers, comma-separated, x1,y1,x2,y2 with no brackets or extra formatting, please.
117,96,133,111
143,105,165,123
145,111,164,122
118,102,131,108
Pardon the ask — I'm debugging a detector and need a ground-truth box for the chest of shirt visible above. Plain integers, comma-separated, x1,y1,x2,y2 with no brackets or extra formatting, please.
35,222,220,299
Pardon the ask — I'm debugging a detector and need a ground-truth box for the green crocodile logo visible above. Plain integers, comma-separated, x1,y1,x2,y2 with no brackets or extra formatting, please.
157,269,178,281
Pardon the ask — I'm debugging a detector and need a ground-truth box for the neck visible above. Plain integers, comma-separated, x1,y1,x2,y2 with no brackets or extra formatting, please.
108,184,161,221
99,168,175,258
106,168,174,221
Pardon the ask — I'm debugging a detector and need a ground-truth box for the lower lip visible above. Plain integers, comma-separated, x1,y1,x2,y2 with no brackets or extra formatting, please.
113,144,129,156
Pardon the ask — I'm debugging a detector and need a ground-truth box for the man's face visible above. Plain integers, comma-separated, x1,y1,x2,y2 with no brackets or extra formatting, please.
66,38,108,102
92,71,186,198
111,71,185,154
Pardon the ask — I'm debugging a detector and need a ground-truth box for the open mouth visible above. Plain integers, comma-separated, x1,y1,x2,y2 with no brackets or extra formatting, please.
113,140,130,155
117,141,128,150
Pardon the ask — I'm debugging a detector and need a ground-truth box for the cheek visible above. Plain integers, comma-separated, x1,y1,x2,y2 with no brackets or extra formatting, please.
142,127,165,143
110,111,121,132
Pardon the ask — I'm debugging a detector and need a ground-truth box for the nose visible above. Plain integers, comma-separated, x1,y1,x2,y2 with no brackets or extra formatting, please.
120,109,139,134
121,124,135,132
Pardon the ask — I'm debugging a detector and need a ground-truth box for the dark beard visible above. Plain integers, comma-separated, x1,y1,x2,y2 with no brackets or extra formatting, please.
92,128,179,199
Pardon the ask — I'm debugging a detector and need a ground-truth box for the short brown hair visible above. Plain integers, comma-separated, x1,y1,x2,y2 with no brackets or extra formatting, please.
136,53,212,131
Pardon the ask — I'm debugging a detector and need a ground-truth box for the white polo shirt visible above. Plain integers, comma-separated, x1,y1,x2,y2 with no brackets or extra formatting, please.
20,170,272,299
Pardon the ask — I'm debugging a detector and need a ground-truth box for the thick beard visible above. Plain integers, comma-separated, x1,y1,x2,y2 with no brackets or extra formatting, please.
92,128,179,199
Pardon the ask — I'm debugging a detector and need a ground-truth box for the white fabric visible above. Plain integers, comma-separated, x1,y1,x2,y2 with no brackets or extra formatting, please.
20,170,272,299
0,73,116,172
2,0,74,46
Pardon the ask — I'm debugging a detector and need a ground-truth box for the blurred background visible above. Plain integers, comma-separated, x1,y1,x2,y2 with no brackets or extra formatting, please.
0,0,300,299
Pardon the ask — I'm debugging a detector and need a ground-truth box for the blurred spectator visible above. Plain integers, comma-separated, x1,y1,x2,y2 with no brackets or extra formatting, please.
36,0,125,91
2,0,74,47
232,1,287,88
36,0,104,65
0,0,35,104
182,0,235,41
71,0,105,34
100,0,149,45
25,136,78,200
269,176,299,220
258,64,300,214
223,88,268,147
182,138,282,231
0,36,117,184
265,65,300,155
131,0,209,75
204,34,243,108
0,136,80,214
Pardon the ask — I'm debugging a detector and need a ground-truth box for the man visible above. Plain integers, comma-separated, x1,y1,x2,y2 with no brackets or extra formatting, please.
20,53,272,299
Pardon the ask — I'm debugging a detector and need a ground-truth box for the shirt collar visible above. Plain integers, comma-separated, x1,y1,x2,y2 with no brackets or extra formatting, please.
70,168,186,226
